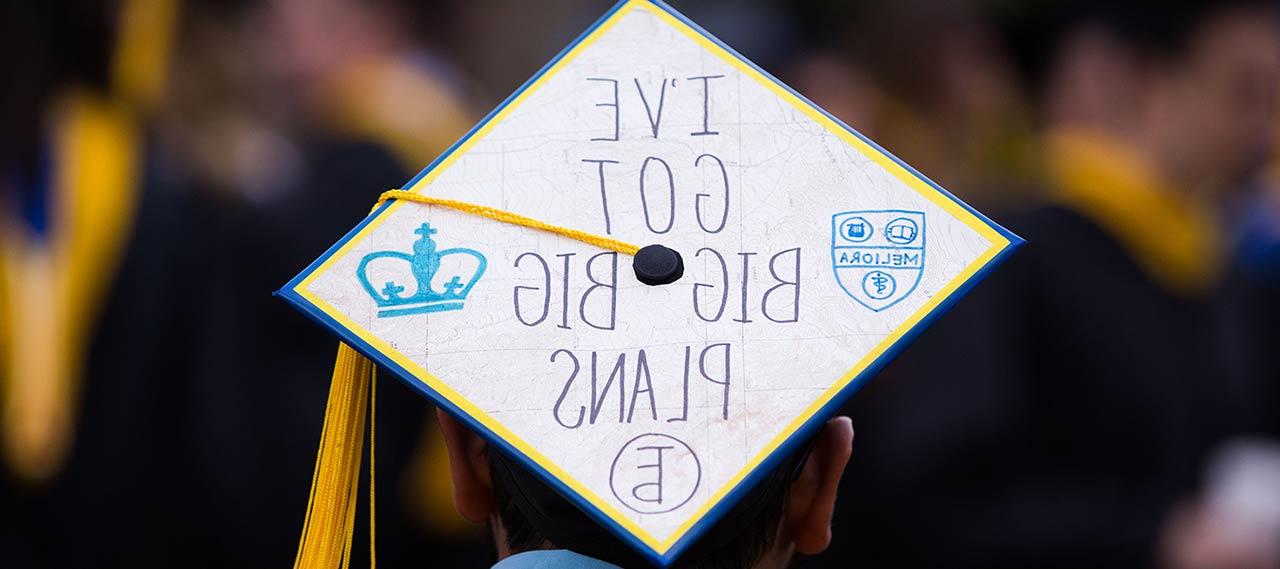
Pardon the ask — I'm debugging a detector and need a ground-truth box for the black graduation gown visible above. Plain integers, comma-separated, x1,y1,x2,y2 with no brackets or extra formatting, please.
1,138,492,569
0,139,206,568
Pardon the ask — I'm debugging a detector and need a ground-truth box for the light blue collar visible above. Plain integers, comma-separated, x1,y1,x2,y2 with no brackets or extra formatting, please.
492,550,622,569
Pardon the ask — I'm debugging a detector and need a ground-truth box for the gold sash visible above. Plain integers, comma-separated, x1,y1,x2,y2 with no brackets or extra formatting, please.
1045,128,1223,295
0,93,140,482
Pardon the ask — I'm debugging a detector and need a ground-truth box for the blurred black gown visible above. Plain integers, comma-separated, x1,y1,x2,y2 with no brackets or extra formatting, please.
1,121,203,567
1,135,490,568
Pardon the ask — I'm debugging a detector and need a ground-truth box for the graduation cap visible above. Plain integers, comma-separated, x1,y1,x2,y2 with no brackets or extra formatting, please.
277,1,1022,566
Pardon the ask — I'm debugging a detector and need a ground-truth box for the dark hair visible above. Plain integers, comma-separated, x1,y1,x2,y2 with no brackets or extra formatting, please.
488,440,814,569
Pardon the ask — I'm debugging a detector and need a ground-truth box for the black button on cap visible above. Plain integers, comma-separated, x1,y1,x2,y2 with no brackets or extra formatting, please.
633,244,684,286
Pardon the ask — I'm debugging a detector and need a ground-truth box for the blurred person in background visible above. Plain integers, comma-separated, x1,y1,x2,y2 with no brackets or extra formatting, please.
765,1,1038,212
776,1,884,144
1233,26,1280,451
828,1,1280,568
157,0,490,566
0,0,203,566
841,0,1041,210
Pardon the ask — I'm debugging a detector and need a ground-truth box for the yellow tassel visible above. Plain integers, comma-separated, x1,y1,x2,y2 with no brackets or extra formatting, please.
369,367,377,569
294,343,376,569
292,186,636,567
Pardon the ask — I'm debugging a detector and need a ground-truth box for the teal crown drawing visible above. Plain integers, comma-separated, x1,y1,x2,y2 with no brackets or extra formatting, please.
357,223,487,317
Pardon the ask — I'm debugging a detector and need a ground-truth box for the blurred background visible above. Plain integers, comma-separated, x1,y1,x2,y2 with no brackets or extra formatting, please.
3,0,1280,567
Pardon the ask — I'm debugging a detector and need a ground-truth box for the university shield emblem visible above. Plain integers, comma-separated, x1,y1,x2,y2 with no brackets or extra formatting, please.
832,210,926,311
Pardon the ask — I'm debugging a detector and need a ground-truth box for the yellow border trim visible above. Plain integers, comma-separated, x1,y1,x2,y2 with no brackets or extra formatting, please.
293,0,1010,554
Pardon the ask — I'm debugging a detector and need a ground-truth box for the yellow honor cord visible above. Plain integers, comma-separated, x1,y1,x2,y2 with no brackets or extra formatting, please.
374,189,641,256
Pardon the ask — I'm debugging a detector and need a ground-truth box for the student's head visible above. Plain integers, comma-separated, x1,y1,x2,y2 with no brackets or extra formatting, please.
1139,1,1280,195
438,409,854,569
1005,0,1280,195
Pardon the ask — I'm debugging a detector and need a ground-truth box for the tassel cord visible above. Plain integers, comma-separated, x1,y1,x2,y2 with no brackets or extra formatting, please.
373,189,640,256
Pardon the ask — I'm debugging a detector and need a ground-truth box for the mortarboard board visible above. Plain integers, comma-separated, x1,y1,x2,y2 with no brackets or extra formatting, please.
277,1,1023,567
